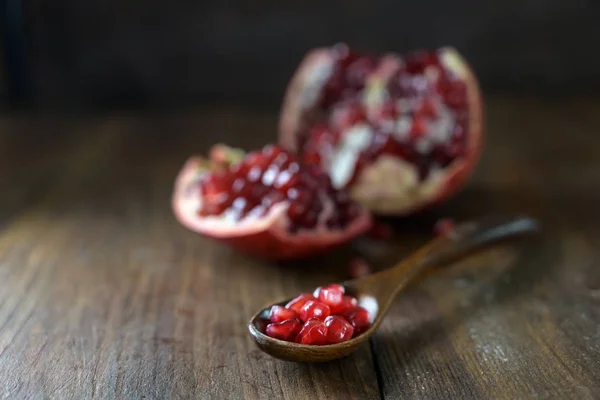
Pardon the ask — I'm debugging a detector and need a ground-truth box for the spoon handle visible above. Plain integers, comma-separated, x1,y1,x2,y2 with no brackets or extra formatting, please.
354,214,539,300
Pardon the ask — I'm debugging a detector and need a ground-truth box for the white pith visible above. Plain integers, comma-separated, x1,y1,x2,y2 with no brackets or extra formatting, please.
329,123,374,189
320,48,474,214
173,158,370,243
301,58,334,108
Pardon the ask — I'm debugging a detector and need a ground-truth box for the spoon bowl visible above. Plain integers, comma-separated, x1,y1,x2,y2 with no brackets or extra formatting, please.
249,214,539,363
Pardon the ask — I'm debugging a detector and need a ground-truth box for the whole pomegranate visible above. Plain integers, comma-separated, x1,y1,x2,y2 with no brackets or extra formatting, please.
172,144,372,260
279,44,483,215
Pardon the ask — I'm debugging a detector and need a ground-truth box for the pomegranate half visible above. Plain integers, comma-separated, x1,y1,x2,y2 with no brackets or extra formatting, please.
279,44,483,215
172,144,372,260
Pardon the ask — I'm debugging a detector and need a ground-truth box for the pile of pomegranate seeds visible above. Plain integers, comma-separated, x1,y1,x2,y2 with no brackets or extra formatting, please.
198,145,361,232
264,284,371,345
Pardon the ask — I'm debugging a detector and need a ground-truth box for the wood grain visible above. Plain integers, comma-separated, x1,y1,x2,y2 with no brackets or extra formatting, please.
0,98,599,399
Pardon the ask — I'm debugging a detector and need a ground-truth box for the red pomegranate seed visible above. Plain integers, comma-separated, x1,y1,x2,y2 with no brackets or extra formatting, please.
433,218,456,236
332,103,367,131
315,284,345,308
325,315,355,344
415,99,438,119
409,119,427,139
349,258,371,279
343,307,371,334
266,318,303,341
376,100,398,121
295,318,328,345
269,305,298,323
366,220,392,240
330,295,358,314
299,300,331,322
285,293,316,314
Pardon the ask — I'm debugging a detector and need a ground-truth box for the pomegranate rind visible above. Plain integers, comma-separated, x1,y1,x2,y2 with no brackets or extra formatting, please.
172,156,372,260
431,47,484,210
278,46,484,216
279,48,335,152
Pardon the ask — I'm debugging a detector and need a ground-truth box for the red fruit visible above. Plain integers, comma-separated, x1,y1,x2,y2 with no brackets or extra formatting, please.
330,295,358,315
269,305,297,323
325,315,355,343
433,217,456,236
266,318,303,342
172,144,372,260
279,44,483,216
343,307,371,334
299,300,331,322
349,258,371,279
285,293,316,314
295,318,328,345
315,283,345,308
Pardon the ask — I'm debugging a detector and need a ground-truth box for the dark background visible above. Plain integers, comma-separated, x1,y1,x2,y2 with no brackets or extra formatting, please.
2,0,600,109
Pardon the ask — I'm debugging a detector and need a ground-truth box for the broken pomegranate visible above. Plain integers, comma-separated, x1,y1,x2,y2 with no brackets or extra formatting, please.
172,144,372,260
263,284,371,345
279,44,483,216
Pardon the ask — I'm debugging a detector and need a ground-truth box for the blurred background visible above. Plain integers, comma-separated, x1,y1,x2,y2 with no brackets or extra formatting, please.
2,0,599,110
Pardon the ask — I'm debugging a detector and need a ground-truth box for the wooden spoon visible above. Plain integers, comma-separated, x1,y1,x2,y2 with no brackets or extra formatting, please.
248,214,539,363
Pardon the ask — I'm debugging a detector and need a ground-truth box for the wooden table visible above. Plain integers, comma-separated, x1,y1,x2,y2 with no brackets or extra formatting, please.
1,98,599,399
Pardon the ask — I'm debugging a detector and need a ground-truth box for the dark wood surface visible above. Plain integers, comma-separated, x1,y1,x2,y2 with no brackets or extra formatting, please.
0,97,599,399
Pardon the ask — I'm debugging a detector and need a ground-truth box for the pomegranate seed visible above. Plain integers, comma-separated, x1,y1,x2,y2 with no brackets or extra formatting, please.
266,318,303,341
285,293,316,314
348,258,371,279
376,100,398,121
325,315,355,344
299,300,331,322
330,295,358,314
366,220,392,240
332,103,367,131
295,318,328,345
409,119,427,139
316,284,345,308
415,99,438,119
343,307,371,334
433,218,456,236
269,305,298,323
345,57,376,89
